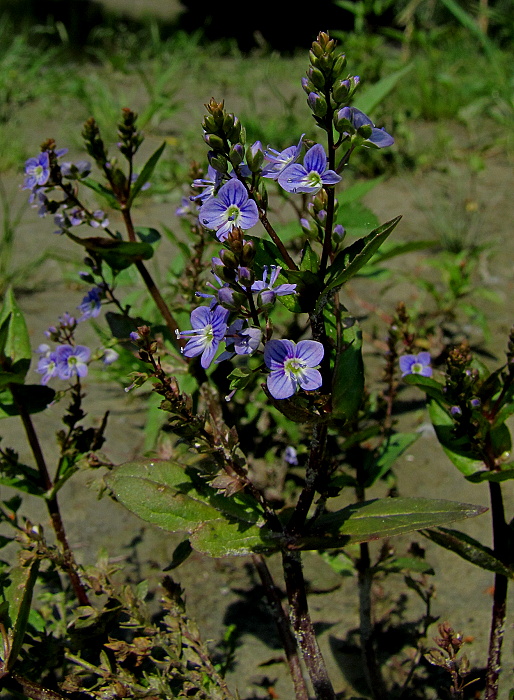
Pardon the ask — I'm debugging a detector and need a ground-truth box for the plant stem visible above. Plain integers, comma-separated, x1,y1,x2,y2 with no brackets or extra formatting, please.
485,480,509,700
357,542,388,700
11,386,90,606
252,554,309,700
282,550,336,699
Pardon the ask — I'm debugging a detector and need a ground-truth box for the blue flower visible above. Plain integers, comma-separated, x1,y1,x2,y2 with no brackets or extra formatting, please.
199,179,259,241
54,344,91,380
217,319,262,363
23,152,50,191
399,352,432,378
264,339,324,399
278,144,341,195
251,266,297,306
177,305,229,368
191,165,224,203
335,107,394,148
262,134,304,180
36,347,59,385
77,287,103,321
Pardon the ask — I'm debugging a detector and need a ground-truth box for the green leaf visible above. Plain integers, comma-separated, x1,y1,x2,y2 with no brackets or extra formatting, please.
300,241,320,273
331,314,364,421
0,289,32,386
107,459,267,539
0,558,39,669
0,385,55,419
319,215,401,307
335,201,380,238
422,526,513,578
67,234,154,272
354,64,414,115
190,518,277,557
228,366,254,393
363,432,419,488
293,497,486,550
81,178,120,209
128,142,166,206
135,227,161,244
427,398,485,478
403,374,446,402
338,176,384,206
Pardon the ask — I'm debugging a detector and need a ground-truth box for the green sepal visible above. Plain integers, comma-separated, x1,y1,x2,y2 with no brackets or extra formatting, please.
331,314,364,421
128,142,166,206
0,289,32,387
67,234,154,272
227,366,254,393
292,497,486,550
0,557,40,670
422,526,514,578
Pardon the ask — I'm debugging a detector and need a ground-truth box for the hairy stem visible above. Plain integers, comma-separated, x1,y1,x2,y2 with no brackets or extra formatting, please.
252,554,309,700
11,386,90,606
282,550,336,699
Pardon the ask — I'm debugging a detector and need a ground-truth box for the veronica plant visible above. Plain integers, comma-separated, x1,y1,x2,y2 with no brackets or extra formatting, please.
0,31,493,700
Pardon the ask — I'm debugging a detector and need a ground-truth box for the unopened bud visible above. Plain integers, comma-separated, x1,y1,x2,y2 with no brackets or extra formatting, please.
307,92,327,118
220,249,239,269
241,241,256,264
308,66,325,90
204,133,226,151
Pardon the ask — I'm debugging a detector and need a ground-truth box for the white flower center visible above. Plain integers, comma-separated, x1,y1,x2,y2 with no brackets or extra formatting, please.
411,362,423,374
284,357,306,377
226,205,240,222
307,171,323,188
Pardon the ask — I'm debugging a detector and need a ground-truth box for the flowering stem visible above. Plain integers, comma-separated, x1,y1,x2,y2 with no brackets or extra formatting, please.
286,423,327,536
485,479,509,700
259,211,298,271
252,554,309,700
282,550,336,699
10,385,90,606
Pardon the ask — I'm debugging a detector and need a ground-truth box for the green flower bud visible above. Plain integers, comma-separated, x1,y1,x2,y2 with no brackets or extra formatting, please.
241,241,256,265
308,66,325,90
204,133,226,151
220,249,239,269
331,54,347,80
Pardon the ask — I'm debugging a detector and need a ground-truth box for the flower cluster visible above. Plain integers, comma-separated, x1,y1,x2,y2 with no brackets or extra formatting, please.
37,343,91,384
22,143,109,235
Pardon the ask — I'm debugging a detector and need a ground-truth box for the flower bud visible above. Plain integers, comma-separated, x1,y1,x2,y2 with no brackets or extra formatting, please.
241,241,256,265
307,66,325,90
331,54,347,80
207,152,228,174
311,41,324,59
332,79,351,103
246,141,264,173
219,249,239,269
237,266,254,287
307,92,327,118
218,286,245,310
204,133,226,151
229,143,244,168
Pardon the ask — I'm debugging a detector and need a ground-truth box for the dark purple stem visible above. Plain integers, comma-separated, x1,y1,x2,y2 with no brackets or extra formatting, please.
282,550,336,699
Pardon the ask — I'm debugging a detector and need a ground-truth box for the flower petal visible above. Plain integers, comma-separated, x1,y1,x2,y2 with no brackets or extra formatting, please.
296,340,324,366
303,144,327,174
267,369,297,399
298,368,322,392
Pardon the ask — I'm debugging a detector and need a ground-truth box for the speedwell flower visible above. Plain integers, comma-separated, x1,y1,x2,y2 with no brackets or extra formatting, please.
54,344,91,380
399,352,432,378
262,134,304,180
278,144,341,195
264,339,324,400
335,107,394,148
177,305,229,369
251,266,297,306
77,287,103,322
199,179,259,241
23,152,50,191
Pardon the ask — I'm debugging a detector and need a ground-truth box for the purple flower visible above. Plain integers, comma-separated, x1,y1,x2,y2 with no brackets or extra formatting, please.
399,352,432,378
23,152,50,190
191,165,224,203
284,446,298,465
177,305,229,368
217,319,262,362
336,107,394,148
278,144,341,195
101,348,119,365
60,160,91,179
264,339,324,400
77,287,103,321
54,344,91,380
199,179,259,241
262,134,304,180
36,348,59,385
251,266,297,306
